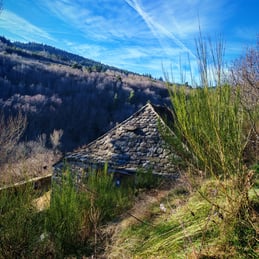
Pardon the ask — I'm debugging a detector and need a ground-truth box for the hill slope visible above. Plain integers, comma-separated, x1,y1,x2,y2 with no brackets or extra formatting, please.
0,37,170,151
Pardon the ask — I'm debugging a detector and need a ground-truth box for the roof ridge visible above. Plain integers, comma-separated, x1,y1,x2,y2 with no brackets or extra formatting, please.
73,102,156,153
54,102,178,176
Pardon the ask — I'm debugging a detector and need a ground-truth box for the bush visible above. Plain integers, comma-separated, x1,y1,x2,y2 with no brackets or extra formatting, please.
45,168,90,257
135,168,161,190
0,112,27,165
168,85,246,178
164,34,258,256
45,165,134,257
0,165,135,258
83,164,134,223
0,184,42,258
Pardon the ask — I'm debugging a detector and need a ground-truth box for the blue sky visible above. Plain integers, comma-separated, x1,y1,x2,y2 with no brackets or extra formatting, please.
0,0,258,81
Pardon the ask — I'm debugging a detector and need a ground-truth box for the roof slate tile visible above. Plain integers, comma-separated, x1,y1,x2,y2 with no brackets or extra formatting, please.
53,103,178,177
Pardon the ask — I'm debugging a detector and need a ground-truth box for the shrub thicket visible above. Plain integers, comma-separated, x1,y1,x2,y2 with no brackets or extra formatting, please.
0,184,42,258
164,34,258,257
0,166,134,258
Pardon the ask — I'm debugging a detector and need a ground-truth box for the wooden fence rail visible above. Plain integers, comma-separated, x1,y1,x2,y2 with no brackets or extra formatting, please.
0,174,52,193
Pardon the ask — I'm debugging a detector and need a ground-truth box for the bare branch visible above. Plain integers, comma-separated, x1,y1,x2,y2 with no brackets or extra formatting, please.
0,112,27,165
230,36,259,106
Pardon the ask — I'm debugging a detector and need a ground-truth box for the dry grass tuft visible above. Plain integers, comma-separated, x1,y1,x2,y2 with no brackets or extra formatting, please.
32,190,51,211
103,188,172,259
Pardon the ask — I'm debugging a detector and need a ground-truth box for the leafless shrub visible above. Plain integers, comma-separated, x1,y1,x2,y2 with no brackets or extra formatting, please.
13,137,47,161
0,112,27,165
230,37,259,163
0,112,61,185
38,133,47,147
230,36,259,107
0,136,60,185
50,129,63,152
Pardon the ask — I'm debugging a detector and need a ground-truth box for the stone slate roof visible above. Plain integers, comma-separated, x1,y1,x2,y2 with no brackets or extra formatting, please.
54,103,177,176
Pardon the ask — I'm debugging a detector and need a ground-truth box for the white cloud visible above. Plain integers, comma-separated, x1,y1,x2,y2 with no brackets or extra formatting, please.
0,10,54,42
42,0,150,42
69,43,105,60
2,0,245,83
124,0,195,57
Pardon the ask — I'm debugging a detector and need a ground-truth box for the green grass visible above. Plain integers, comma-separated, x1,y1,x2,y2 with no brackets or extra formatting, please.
123,192,213,258
111,179,258,258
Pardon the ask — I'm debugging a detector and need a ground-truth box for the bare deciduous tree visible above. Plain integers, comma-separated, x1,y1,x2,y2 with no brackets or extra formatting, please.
0,112,27,165
50,129,63,153
230,36,259,106
230,36,259,164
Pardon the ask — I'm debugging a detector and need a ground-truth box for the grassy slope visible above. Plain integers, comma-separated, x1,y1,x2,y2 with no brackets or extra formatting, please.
106,179,259,259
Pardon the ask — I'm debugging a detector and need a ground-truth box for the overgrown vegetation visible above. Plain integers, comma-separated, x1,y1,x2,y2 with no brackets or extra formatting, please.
0,166,135,258
108,177,258,258
106,34,259,258
162,34,258,257
135,168,162,190
165,35,258,258
0,185,41,258
45,169,89,257
0,29,258,258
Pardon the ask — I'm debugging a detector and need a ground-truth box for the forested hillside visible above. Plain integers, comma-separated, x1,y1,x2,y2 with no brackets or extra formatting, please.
0,37,170,151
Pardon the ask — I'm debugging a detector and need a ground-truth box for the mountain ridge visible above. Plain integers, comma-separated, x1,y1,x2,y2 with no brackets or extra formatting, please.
0,36,142,76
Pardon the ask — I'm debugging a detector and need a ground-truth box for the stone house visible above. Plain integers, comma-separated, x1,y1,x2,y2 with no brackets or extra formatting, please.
53,102,178,184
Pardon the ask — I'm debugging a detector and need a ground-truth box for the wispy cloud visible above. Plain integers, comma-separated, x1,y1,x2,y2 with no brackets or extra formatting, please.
42,0,149,42
42,0,224,62
2,0,255,82
0,10,55,42
46,1,199,79
124,0,196,58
